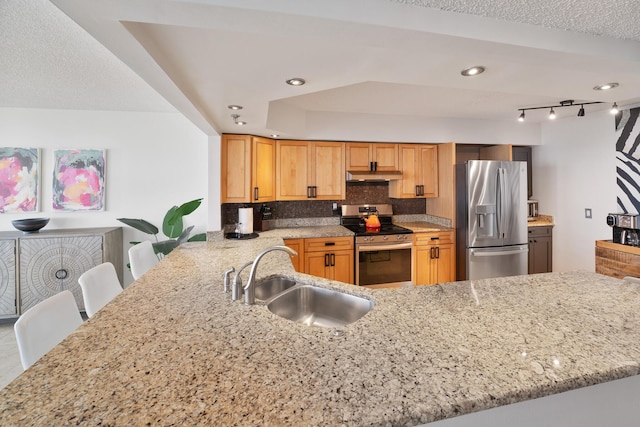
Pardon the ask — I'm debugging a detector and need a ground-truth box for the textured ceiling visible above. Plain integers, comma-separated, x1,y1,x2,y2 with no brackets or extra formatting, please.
3,0,640,140
392,0,640,41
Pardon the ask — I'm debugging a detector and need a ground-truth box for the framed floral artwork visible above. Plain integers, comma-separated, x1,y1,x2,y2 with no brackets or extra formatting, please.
53,149,106,211
0,147,39,213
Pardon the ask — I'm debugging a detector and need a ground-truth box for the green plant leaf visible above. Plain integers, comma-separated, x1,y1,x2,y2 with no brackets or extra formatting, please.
117,218,159,235
188,233,206,242
163,206,183,238
153,239,178,256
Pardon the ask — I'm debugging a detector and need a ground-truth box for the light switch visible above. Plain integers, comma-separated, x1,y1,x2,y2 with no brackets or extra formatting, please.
585,208,592,219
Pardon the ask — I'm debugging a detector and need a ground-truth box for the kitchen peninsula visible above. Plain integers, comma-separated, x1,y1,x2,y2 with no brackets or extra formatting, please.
2,236,640,426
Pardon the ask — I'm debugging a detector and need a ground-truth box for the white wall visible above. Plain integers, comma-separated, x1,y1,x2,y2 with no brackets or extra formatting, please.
0,108,211,285
534,111,617,272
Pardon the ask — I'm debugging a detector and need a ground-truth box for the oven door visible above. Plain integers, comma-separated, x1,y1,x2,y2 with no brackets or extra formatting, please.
356,242,413,288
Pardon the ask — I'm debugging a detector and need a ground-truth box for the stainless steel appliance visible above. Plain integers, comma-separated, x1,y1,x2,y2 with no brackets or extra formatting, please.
607,213,640,246
456,160,528,280
341,204,413,288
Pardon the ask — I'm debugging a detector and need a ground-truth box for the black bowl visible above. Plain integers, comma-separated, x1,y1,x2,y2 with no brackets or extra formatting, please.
11,218,50,233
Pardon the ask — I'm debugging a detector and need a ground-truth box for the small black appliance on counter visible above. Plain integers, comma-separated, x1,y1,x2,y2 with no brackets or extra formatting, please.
607,213,640,246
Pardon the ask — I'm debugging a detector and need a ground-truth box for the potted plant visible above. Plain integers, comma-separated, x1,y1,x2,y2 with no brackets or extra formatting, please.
117,198,206,256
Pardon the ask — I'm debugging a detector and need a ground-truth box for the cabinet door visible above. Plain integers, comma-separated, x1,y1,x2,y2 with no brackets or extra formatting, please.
251,137,275,202
372,144,399,171
0,239,17,317
305,251,331,279
284,239,304,272
529,236,552,274
276,141,311,200
221,135,252,203
434,244,455,283
332,250,354,284
19,236,103,313
312,142,345,200
419,145,438,198
345,143,372,171
414,246,434,286
389,144,419,198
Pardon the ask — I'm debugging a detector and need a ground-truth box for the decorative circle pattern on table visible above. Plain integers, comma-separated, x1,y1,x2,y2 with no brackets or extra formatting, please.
19,236,103,312
0,240,16,316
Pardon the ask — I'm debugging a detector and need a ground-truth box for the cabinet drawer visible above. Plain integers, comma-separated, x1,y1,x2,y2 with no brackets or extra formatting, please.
304,236,353,252
414,231,455,246
528,226,552,238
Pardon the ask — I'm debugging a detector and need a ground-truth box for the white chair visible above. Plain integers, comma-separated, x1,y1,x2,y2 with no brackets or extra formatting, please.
78,262,123,318
14,290,83,370
128,240,159,280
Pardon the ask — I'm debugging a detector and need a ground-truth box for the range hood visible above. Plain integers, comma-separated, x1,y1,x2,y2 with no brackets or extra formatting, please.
346,170,403,182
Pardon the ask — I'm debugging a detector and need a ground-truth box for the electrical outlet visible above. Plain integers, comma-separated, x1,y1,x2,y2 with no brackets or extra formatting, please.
585,208,592,219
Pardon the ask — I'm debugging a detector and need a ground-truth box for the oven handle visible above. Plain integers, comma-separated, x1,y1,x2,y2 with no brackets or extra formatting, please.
357,242,413,252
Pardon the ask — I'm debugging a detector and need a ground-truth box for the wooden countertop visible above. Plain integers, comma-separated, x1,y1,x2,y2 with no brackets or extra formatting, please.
2,238,639,425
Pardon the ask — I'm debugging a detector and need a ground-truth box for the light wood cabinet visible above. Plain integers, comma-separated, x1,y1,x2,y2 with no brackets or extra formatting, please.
596,240,640,279
303,236,354,284
414,231,455,285
345,143,398,171
284,238,304,272
528,226,552,274
276,140,345,200
221,135,275,203
389,144,438,198
0,227,123,318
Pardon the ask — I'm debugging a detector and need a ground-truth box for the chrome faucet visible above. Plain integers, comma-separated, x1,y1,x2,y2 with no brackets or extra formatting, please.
232,261,253,301
222,267,235,293
244,245,297,305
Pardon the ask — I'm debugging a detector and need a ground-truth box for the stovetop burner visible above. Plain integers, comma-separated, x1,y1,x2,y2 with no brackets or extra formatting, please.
340,204,413,236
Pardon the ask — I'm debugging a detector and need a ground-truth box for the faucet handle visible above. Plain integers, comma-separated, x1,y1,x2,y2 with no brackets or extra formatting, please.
222,267,235,293
232,261,253,301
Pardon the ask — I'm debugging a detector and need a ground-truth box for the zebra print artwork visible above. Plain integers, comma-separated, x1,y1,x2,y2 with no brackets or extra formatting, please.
616,107,640,213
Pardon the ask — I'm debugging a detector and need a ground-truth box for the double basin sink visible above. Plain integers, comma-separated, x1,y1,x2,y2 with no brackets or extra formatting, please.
254,276,374,328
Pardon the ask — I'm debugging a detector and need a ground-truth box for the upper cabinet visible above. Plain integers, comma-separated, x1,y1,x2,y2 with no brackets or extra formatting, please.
345,143,398,172
389,144,438,198
276,140,345,200
221,135,275,203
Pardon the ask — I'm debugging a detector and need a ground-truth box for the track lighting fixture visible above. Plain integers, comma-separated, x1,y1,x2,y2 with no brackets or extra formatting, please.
516,100,604,122
231,114,246,125
610,102,619,115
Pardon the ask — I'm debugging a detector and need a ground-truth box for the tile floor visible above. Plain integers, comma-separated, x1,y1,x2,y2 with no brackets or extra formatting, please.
0,320,23,390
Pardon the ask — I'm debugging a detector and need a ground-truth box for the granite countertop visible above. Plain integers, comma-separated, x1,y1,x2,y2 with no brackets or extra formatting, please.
2,236,640,426
395,221,454,233
259,225,354,239
528,214,554,227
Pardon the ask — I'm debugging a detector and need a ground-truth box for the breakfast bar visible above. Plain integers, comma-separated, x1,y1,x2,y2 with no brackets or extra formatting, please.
2,237,640,425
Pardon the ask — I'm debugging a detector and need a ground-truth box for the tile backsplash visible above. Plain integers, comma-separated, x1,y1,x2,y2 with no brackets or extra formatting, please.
221,182,426,225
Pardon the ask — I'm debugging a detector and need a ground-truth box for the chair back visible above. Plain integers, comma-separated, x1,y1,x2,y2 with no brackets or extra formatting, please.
79,262,123,318
14,290,83,370
128,240,159,280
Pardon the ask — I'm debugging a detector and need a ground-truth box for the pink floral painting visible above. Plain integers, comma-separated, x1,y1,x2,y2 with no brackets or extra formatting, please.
53,149,105,211
0,148,39,213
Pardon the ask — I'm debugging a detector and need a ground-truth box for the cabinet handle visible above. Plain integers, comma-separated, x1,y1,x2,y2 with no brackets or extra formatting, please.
369,161,373,171
313,186,317,198
253,187,259,201
430,247,434,259
307,186,312,198
324,242,336,246
373,161,378,172
435,247,440,259
415,185,420,197
430,237,439,240
324,254,330,267
330,253,336,266
419,185,425,196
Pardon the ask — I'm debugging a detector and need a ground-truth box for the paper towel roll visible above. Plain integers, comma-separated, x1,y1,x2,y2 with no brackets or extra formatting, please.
238,208,253,234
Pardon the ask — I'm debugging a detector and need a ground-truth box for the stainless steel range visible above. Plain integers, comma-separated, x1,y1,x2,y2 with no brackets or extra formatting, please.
341,204,413,288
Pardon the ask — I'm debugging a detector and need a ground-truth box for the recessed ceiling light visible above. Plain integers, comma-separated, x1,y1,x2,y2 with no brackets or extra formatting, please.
286,78,306,86
227,105,243,110
593,82,619,91
460,66,485,77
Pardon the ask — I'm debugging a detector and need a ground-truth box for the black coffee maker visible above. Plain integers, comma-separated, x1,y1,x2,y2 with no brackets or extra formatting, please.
607,213,640,246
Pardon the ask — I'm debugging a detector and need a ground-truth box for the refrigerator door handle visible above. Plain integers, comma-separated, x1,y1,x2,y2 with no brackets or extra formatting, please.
496,167,507,239
470,247,528,257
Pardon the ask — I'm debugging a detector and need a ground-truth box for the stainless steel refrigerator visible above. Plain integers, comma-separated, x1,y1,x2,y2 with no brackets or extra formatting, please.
456,160,528,280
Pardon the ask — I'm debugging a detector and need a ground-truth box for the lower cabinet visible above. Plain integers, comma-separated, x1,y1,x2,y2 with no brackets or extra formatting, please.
528,226,553,274
414,231,455,285
285,236,354,284
0,227,123,318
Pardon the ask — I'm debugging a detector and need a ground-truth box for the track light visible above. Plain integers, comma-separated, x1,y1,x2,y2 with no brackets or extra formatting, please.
516,99,604,122
610,102,619,115
231,114,246,125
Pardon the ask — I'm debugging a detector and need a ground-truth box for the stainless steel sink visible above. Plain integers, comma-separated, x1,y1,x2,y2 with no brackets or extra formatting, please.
254,276,297,301
267,284,374,328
